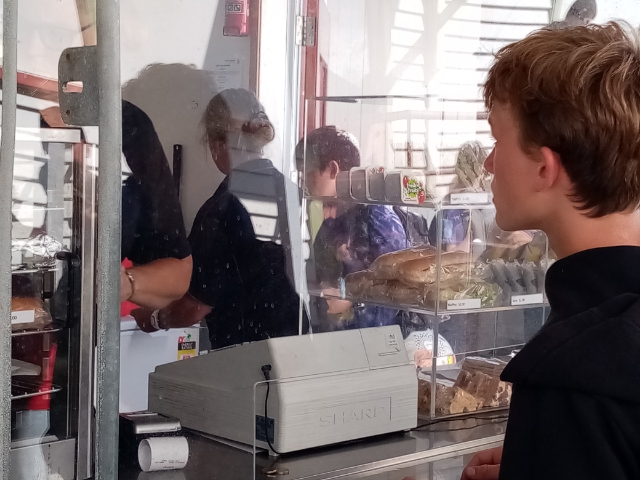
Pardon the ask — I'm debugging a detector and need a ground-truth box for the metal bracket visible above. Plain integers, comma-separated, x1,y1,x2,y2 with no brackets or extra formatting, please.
295,16,316,47
58,46,99,126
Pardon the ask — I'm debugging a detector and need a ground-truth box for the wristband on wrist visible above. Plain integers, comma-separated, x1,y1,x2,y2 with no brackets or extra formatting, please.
149,310,168,331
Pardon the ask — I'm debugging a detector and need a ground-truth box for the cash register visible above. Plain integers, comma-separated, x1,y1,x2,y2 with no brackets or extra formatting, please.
148,325,418,454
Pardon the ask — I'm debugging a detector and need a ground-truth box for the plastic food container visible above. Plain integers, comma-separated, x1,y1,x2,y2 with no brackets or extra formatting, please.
385,169,429,204
366,167,386,201
336,171,351,198
350,167,367,200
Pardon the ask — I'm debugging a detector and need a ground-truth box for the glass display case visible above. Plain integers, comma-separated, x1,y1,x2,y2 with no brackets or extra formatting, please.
297,0,558,421
9,121,96,480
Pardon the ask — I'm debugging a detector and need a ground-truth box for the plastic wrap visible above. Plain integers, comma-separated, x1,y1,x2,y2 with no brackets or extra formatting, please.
450,141,492,194
486,258,549,304
11,234,65,269
11,296,53,332
453,282,501,308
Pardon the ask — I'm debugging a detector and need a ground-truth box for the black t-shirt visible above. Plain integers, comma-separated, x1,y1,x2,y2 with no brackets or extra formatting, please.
121,101,191,264
188,158,300,349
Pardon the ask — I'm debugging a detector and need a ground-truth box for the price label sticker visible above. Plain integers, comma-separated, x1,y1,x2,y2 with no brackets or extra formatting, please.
11,310,35,325
447,299,482,311
450,192,490,205
511,294,544,306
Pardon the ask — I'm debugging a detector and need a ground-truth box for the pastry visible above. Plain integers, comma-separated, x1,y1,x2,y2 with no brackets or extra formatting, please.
418,378,481,415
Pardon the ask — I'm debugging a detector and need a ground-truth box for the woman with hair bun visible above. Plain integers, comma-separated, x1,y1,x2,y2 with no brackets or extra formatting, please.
134,88,301,349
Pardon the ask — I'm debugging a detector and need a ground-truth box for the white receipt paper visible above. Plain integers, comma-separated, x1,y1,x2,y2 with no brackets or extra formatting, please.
138,436,189,472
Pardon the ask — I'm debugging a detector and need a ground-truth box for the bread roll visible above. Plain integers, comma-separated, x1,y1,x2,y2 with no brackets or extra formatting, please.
11,296,43,311
345,270,375,297
11,296,51,332
396,251,470,287
371,245,436,280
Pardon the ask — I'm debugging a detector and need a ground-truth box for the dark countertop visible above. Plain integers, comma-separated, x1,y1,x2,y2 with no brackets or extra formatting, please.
119,414,507,480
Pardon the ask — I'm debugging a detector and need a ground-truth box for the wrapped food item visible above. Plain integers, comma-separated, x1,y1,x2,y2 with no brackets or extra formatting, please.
11,296,52,332
388,281,430,306
396,251,470,287
461,356,508,377
520,262,538,295
368,278,393,301
454,282,501,308
418,378,481,415
11,234,65,269
344,270,375,297
370,245,436,280
451,141,492,193
453,358,513,409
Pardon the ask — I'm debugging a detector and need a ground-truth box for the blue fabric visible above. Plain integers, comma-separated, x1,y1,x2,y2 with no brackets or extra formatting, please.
315,205,409,328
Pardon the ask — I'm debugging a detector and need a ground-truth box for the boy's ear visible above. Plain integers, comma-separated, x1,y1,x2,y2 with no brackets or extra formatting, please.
329,160,340,179
535,146,563,192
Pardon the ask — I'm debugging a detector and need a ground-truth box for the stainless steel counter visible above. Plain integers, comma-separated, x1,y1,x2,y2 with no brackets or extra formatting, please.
119,414,507,480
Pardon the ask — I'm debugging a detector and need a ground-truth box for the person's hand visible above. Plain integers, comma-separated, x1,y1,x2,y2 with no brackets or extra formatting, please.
131,308,158,333
120,265,133,303
461,447,502,480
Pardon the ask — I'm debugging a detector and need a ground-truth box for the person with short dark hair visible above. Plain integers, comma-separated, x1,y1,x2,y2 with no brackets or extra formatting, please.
459,21,640,480
297,126,409,331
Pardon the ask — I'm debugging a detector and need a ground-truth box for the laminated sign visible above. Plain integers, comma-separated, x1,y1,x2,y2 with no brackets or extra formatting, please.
177,334,197,360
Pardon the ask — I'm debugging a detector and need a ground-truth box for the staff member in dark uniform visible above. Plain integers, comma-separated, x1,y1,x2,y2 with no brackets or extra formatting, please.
41,102,192,310
119,101,192,309
134,89,300,349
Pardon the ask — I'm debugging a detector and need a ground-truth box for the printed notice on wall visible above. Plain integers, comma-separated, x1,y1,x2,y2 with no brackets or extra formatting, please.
212,58,243,91
11,310,35,325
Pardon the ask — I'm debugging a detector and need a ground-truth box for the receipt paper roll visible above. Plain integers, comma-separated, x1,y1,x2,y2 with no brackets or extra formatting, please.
138,436,189,472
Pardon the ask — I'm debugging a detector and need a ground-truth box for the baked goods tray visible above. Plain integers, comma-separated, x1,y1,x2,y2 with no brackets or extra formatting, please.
11,327,62,338
11,378,62,401
308,288,547,317
304,195,496,210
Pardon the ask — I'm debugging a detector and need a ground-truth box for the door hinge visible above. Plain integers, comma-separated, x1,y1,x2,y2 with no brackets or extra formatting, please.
296,16,316,47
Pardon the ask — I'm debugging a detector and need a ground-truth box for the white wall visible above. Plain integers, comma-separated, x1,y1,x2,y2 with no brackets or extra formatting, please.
121,0,251,231
8,0,253,231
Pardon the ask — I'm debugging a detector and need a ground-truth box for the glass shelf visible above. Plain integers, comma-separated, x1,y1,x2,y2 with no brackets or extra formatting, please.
304,195,495,210
11,378,62,401
11,327,62,338
308,288,547,317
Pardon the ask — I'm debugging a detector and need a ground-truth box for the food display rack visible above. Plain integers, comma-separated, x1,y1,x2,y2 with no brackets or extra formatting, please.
300,94,550,421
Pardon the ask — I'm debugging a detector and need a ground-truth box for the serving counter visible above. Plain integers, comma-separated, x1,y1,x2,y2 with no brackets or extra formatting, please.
119,414,506,480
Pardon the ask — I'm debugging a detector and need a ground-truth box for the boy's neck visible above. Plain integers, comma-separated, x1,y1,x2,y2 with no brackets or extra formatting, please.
543,209,640,259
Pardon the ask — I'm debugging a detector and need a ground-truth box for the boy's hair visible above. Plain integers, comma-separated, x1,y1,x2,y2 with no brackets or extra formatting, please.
484,21,640,217
295,126,360,173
